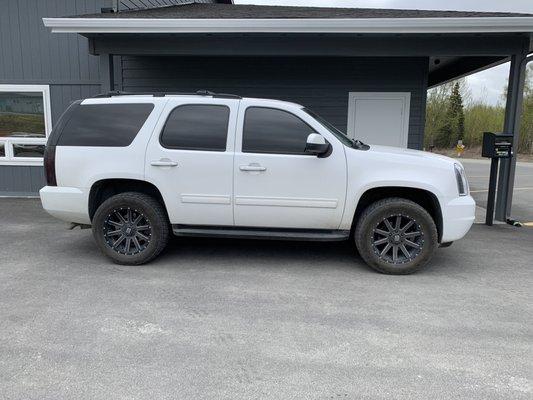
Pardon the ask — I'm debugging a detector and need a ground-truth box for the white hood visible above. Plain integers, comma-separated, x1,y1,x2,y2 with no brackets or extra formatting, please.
367,144,458,167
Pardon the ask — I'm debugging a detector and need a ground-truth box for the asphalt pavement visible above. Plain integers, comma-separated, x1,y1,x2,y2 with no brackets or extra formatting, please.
461,158,533,223
1,198,532,400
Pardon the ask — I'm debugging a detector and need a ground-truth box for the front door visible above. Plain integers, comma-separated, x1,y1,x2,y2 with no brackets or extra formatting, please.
233,100,347,229
145,98,238,226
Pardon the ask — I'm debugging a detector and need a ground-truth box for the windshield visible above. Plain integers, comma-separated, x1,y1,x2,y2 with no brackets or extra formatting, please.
303,108,366,149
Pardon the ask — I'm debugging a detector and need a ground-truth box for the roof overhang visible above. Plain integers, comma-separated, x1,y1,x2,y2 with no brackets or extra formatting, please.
43,17,533,34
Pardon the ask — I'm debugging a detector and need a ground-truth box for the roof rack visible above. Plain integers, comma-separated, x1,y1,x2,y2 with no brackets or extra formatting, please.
92,90,242,99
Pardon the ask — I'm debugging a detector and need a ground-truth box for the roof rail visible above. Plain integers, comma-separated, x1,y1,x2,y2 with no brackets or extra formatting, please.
92,90,242,99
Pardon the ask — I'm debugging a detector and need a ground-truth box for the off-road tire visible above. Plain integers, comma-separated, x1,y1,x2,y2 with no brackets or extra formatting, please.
92,192,169,265
354,197,438,275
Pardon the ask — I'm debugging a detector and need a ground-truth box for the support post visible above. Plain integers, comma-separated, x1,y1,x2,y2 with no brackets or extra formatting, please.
485,158,499,226
494,48,530,221
99,53,114,93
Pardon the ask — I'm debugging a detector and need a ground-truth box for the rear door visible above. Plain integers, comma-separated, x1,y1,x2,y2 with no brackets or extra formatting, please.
145,97,239,226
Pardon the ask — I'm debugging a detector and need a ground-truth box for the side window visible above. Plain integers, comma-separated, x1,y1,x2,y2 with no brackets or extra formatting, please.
57,103,154,147
242,107,315,155
160,104,230,151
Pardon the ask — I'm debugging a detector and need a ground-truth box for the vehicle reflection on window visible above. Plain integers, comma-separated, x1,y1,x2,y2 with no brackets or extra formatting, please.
13,143,45,158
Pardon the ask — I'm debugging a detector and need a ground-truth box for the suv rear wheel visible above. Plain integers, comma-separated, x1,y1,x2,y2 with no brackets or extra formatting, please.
354,197,438,275
92,192,169,265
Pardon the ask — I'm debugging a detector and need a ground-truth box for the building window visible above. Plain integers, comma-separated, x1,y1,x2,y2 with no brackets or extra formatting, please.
0,85,52,165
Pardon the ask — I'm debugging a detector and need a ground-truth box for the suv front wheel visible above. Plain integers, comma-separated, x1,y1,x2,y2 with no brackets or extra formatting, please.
354,198,438,275
92,192,169,265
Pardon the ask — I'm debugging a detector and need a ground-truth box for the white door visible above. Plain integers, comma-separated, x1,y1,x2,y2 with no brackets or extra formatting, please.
145,98,239,226
233,100,347,229
347,92,410,148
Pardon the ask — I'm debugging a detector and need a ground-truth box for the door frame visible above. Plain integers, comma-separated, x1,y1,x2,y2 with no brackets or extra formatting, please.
346,92,411,148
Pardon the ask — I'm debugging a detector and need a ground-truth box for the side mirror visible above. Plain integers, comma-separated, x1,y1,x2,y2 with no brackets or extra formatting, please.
305,133,331,157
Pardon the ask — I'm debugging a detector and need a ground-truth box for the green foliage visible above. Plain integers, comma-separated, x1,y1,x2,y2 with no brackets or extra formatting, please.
434,82,465,148
425,64,533,154
464,104,504,147
519,65,533,154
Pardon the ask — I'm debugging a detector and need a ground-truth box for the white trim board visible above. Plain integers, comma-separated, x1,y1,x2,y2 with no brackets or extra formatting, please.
42,17,533,34
0,84,51,166
347,92,411,148
0,84,52,137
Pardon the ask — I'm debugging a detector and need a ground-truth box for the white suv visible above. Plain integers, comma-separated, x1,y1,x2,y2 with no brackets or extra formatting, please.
40,91,475,274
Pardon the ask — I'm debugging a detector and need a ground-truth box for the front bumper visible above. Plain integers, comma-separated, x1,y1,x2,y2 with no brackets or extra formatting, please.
440,195,476,243
39,186,91,225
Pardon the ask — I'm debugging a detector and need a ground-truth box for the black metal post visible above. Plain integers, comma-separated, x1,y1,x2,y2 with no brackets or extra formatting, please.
494,50,531,221
485,157,499,226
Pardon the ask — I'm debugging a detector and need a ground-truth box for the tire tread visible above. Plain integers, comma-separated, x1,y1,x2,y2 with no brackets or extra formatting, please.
92,192,169,265
354,197,438,275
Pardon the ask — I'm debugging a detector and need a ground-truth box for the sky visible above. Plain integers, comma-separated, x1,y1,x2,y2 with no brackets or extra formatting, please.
234,0,533,105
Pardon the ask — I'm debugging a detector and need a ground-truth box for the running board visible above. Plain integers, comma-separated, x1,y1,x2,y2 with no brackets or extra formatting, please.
172,225,350,241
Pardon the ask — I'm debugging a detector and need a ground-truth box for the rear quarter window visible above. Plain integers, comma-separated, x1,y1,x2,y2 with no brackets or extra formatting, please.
56,103,154,147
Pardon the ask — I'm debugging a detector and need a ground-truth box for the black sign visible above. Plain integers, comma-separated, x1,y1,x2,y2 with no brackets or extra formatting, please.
482,132,513,159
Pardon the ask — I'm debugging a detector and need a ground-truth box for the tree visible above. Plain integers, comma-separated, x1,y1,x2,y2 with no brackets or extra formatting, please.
425,67,532,154
424,84,450,148
434,82,465,148
518,65,533,154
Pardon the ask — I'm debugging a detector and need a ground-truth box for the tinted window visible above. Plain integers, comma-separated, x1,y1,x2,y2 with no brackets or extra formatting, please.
303,108,354,147
243,107,315,154
160,105,229,151
57,103,154,147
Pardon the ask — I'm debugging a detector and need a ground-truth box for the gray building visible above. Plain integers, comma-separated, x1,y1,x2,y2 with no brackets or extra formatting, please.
0,0,229,195
1,0,532,220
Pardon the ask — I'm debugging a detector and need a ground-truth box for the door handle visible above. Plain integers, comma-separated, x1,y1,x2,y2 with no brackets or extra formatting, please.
239,164,266,172
151,159,178,167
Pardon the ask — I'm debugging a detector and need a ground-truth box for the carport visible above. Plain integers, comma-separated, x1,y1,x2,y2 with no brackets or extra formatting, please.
43,2,533,221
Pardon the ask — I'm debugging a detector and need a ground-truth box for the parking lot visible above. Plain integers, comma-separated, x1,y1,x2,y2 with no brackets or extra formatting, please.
1,198,532,400
462,158,533,223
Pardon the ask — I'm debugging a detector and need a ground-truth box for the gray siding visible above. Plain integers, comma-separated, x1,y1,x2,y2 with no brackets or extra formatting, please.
0,166,44,196
0,0,103,124
0,0,104,195
121,56,428,149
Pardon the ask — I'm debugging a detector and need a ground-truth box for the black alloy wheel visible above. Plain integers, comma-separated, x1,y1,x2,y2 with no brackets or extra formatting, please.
355,197,438,274
92,192,169,265
103,207,152,256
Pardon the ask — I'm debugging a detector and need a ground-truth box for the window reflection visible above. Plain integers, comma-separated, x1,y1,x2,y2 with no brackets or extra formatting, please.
13,143,45,158
0,92,45,138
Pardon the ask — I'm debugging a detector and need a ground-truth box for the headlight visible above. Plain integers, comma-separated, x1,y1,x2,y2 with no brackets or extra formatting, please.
454,163,469,196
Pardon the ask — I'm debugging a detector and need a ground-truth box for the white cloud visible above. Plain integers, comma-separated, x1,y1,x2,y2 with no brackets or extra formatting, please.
465,62,510,106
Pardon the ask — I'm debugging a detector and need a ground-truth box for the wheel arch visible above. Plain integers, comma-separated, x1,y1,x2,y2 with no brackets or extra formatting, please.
352,186,443,242
88,178,168,222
